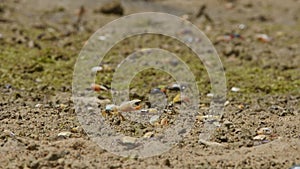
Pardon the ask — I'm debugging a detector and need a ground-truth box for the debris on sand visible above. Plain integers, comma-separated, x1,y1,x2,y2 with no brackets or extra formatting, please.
96,0,124,15
216,33,243,42
3,130,16,138
143,132,154,138
198,139,225,147
253,134,266,141
57,131,72,138
231,87,240,92
149,115,160,125
91,66,103,73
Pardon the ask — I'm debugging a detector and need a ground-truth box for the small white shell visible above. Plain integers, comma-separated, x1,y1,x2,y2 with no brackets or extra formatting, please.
253,135,266,141
231,87,240,92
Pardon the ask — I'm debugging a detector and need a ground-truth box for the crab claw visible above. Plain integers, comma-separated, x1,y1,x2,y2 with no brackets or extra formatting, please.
118,99,141,112
91,84,108,92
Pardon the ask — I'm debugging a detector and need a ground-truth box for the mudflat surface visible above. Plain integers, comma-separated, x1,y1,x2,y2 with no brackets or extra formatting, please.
0,0,299,168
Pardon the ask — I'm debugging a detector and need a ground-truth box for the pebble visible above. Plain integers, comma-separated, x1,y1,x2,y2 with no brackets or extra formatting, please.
35,103,43,108
0,33,3,39
149,115,160,125
231,87,240,92
121,136,137,144
143,132,154,138
106,104,117,111
224,100,230,106
97,36,107,41
45,152,63,161
290,165,300,169
196,115,219,122
206,93,214,97
253,134,266,141
257,127,272,135
238,24,246,30
87,106,94,111
91,66,103,73
3,130,15,138
57,131,72,138
199,139,225,147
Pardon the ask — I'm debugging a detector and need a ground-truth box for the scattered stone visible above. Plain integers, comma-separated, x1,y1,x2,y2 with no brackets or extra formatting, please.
28,40,40,49
98,0,124,15
27,143,39,151
57,131,72,138
57,158,65,165
149,115,160,125
91,66,103,73
206,93,214,97
196,115,220,122
45,152,63,161
106,104,117,111
224,100,230,106
143,132,154,138
97,36,107,41
237,104,244,109
253,134,266,141
290,165,300,169
199,139,225,147
3,129,15,138
231,87,240,92
238,24,246,30
35,103,43,108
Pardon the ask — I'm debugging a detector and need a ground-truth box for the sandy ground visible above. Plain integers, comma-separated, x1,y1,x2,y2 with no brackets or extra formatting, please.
0,0,299,168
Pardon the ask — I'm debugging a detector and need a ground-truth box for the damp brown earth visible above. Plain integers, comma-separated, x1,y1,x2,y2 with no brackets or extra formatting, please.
0,0,299,168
